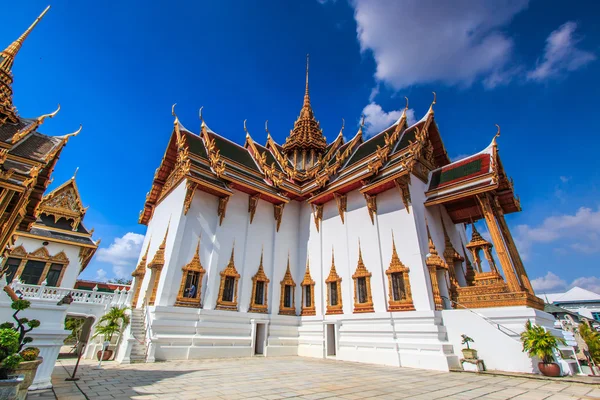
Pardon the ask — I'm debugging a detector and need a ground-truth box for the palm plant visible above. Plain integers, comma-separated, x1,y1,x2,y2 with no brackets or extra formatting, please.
93,306,130,342
520,320,565,364
579,322,600,364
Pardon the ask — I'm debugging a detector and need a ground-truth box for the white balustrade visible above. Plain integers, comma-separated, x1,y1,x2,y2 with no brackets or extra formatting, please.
10,282,131,306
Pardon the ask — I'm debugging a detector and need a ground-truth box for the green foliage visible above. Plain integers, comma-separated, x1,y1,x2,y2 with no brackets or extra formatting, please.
579,323,600,364
64,317,85,343
93,306,130,342
0,297,41,378
520,320,566,364
109,278,133,285
461,334,474,349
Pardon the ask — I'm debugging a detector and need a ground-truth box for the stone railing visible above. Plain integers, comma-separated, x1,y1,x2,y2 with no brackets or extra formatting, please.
10,281,133,306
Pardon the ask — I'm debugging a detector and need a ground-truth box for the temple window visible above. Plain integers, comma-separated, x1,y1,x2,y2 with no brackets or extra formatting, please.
223,276,236,302
325,250,343,315
386,234,415,311
2,245,69,287
45,263,64,287
279,257,296,315
248,250,269,313
175,238,206,308
391,272,406,301
352,245,374,313
301,259,316,316
216,245,240,311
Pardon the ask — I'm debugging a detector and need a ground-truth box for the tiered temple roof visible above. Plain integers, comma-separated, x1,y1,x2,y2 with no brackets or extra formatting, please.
0,6,82,251
139,61,519,226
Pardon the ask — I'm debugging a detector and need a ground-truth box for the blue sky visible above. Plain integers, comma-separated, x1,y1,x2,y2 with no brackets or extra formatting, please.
2,1,599,293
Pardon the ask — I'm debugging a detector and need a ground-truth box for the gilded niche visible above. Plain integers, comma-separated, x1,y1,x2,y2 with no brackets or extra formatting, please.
352,244,374,313
300,259,316,316
216,243,240,311
385,233,414,311
175,237,206,308
279,255,296,315
248,250,269,313
325,249,343,315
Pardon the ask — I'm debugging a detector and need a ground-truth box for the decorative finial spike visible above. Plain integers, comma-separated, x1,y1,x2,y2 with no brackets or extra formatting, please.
72,167,79,180
172,103,177,117
3,6,51,59
428,92,437,114
265,120,269,135
405,96,409,110
492,124,501,146
244,119,249,137
63,125,82,139
199,106,204,123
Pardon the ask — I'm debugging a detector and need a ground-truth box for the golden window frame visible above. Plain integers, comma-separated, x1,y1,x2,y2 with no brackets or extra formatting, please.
386,234,414,311
279,256,296,315
248,251,270,313
215,245,241,311
175,238,206,308
352,246,374,313
325,249,343,315
4,245,69,287
300,259,316,316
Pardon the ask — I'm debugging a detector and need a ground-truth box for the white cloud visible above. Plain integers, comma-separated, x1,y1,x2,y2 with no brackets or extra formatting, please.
531,272,566,292
96,232,145,279
351,0,528,89
531,272,600,296
450,154,471,162
560,176,571,183
528,22,596,82
570,277,600,295
95,268,107,282
362,102,416,137
516,207,600,257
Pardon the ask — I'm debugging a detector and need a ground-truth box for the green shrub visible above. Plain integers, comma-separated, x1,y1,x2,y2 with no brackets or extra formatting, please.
520,320,565,364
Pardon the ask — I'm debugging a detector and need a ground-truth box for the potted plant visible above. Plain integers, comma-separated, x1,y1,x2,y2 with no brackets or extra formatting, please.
520,320,566,377
92,306,130,361
0,297,41,400
461,334,477,359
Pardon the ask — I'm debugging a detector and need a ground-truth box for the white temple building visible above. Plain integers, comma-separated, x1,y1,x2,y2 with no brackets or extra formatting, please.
125,58,556,373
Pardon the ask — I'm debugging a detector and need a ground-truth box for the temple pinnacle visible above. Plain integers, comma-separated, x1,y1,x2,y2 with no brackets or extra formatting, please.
2,6,50,66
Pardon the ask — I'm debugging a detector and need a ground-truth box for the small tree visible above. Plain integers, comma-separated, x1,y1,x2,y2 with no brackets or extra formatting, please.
461,334,474,350
520,320,565,364
579,322,600,364
0,298,41,379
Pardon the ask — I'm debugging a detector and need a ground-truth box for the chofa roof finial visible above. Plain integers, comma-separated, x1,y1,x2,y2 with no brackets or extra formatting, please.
428,91,436,114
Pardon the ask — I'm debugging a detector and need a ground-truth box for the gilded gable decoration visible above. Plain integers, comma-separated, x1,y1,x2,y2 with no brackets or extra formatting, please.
216,243,240,311
29,246,50,260
8,245,27,257
352,243,374,313
325,248,343,315
279,254,296,315
274,203,285,232
386,232,414,311
217,196,230,225
3,244,69,287
132,240,151,307
441,217,461,302
183,181,198,215
334,193,347,223
248,249,270,313
312,204,323,232
175,237,206,308
300,258,316,316
248,194,260,224
364,193,377,224
37,175,87,230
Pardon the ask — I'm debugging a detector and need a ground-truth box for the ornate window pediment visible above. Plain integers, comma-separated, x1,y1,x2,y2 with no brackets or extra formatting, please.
279,255,296,315
175,237,206,308
352,245,374,313
386,233,414,311
248,250,270,313
36,178,87,231
325,249,343,315
301,259,316,316
216,244,240,311
3,244,69,287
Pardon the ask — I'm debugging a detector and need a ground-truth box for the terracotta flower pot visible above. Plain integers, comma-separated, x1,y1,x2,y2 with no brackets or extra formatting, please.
0,375,24,400
538,362,561,377
96,349,113,361
462,348,478,360
14,357,43,400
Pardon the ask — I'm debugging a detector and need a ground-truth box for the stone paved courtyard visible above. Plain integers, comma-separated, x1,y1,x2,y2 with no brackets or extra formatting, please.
29,357,600,400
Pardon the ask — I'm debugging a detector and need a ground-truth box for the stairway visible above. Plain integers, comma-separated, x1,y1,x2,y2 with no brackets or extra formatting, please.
129,308,148,363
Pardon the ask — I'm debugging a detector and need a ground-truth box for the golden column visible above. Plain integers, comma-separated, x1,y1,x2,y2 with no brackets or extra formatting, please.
492,196,535,295
476,194,521,293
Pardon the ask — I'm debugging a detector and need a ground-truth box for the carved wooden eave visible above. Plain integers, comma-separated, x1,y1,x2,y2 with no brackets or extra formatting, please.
183,181,198,215
333,193,346,223
274,203,285,232
364,193,377,224
217,196,229,225
248,194,260,224
311,204,323,232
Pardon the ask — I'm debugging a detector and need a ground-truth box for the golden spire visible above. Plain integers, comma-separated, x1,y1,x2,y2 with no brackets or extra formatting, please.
229,240,236,263
428,91,436,115
391,231,401,264
425,217,445,268
282,54,327,164
148,227,169,269
132,238,152,277
1,6,50,68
